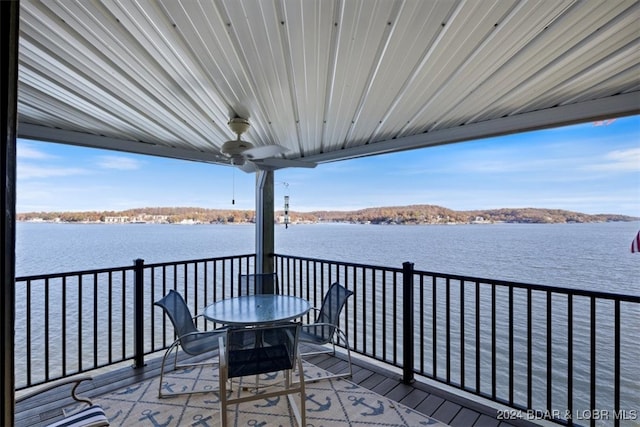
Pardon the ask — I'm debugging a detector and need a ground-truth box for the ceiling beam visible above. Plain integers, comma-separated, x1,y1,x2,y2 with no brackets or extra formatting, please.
304,92,640,164
17,123,230,166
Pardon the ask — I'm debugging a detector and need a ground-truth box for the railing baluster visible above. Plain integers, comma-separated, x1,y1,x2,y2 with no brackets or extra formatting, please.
568,294,573,426
362,268,367,355
78,275,83,372
446,277,451,384
614,299,620,427
509,286,513,405
121,270,126,361
26,279,31,385
547,291,552,413
93,272,98,369
590,297,596,427
44,278,50,381
527,288,532,409
460,280,465,390
433,276,437,379
372,269,377,359
382,269,387,362
108,272,113,364
475,280,480,394
354,266,359,353
491,284,496,400
62,276,67,376
393,271,399,365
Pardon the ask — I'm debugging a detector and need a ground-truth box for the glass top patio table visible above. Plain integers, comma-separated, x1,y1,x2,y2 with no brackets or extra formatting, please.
202,295,311,326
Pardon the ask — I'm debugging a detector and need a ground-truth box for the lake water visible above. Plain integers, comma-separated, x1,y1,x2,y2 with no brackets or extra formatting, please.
16,221,640,295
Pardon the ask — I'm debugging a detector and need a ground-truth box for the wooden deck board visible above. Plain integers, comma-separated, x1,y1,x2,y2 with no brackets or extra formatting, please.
417,394,446,416
473,414,502,427
450,407,482,427
432,400,463,424
398,388,430,408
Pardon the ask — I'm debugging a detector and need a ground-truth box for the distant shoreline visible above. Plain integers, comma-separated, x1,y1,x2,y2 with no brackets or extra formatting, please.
16,204,639,226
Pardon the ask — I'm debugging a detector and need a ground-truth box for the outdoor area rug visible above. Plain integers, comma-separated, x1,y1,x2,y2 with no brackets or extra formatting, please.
91,361,447,426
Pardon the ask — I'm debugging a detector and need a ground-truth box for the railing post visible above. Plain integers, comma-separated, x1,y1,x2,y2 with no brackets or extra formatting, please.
402,261,415,384
133,258,146,368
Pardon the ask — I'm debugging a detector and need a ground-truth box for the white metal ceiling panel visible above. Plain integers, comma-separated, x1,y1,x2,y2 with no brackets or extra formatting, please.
16,0,640,169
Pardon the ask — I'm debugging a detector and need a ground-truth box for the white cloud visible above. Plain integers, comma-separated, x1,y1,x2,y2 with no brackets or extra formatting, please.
17,144,55,160
586,148,640,172
97,155,143,170
17,163,90,179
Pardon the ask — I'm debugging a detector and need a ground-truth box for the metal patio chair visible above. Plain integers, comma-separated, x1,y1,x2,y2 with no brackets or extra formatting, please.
299,282,354,382
218,322,306,427
154,290,225,398
238,272,279,295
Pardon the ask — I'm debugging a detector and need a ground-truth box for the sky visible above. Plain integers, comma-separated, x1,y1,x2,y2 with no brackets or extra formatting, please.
16,115,640,217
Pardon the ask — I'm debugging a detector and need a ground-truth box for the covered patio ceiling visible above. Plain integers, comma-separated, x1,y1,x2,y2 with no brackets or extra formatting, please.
16,0,640,171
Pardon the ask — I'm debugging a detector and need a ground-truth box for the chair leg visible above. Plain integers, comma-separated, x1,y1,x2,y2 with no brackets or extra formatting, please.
158,343,178,398
219,366,228,427
337,329,353,379
287,356,306,427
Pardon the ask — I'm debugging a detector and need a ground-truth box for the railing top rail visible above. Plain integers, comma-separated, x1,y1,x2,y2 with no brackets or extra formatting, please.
16,265,135,281
274,253,404,273
142,253,256,269
412,268,640,303
16,253,257,282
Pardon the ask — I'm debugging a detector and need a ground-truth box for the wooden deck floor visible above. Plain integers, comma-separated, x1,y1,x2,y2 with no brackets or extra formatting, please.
306,351,539,427
15,350,540,427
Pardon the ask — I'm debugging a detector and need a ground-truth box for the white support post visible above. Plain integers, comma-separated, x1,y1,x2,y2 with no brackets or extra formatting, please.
255,170,275,274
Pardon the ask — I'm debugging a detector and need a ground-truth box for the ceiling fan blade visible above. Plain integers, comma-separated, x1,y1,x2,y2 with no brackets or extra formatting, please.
259,158,317,169
243,144,288,160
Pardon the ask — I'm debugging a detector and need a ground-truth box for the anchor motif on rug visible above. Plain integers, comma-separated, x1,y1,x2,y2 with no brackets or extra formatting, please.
160,380,189,394
306,393,331,412
113,382,143,395
139,408,174,426
348,395,384,416
253,396,280,408
174,366,197,375
191,413,214,426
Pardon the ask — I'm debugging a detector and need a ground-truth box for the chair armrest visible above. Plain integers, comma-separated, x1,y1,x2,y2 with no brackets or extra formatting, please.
16,375,95,406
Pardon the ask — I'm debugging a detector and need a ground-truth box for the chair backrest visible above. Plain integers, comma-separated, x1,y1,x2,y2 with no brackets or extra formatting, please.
225,322,300,379
154,290,198,340
314,282,353,339
239,272,279,295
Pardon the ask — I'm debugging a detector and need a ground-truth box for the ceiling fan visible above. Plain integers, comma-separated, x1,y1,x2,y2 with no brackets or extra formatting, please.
220,118,316,172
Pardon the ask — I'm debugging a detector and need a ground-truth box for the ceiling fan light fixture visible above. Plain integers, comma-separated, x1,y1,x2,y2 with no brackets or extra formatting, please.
229,155,245,166
227,117,250,135
220,139,254,157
